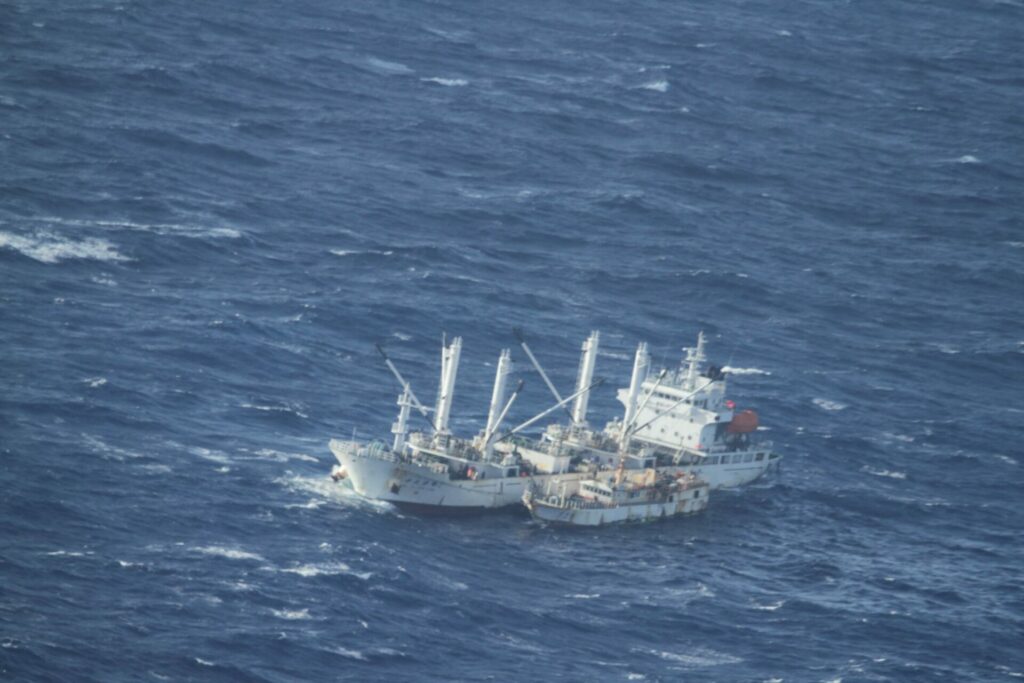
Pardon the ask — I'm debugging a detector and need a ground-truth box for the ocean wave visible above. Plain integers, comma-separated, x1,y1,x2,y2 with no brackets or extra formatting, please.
0,231,128,264
248,448,319,464
239,402,309,419
271,608,312,620
33,216,242,239
280,562,372,580
83,434,144,461
813,398,847,411
331,646,368,661
864,467,907,480
45,550,94,557
275,474,398,514
192,546,264,561
189,447,232,464
421,77,468,87
723,366,772,376
636,647,742,667
638,79,671,92
365,57,413,75
328,248,394,257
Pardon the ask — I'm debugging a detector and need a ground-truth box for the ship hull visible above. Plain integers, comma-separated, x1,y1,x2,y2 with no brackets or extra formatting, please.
332,441,780,513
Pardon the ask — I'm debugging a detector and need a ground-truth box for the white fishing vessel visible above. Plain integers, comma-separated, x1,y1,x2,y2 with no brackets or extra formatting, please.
522,468,709,526
330,330,779,514
330,334,604,514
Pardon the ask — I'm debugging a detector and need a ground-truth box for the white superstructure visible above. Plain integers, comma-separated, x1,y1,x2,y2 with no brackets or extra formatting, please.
603,333,780,489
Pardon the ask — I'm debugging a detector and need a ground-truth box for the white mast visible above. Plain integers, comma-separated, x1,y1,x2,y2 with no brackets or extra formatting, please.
684,331,707,390
434,336,462,436
484,349,512,440
571,331,600,426
391,386,412,451
619,341,649,442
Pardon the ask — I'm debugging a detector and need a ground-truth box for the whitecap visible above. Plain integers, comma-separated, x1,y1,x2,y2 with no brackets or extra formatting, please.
285,499,326,510
0,231,129,264
775,29,792,36
752,600,785,611
249,448,319,463
567,593,601,599
194,658,215,667
881,432,915,443
45,550,93,557
331,646,368,661
813,398,847,411
955,155,980,164
190,447,232,464
193,546,264,561
240,403,309,419
271,608,311,620
421,76,468,87
723,366,771,376
84,377,107,388
864,467,906,480
627,675,646,681
995,455,1017,465
392,332,412,341
366,57,413,75
280,562,372,580
39,216,241,239
329,248,394,257
275,474,397,514
638,647,741,666
84,434,143,460
638,79,669,92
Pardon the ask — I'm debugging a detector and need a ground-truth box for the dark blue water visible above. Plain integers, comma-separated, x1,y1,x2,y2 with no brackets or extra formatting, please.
3,0,1023,680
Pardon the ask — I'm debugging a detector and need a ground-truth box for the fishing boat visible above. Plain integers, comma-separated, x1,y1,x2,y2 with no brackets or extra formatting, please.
522,467,709,526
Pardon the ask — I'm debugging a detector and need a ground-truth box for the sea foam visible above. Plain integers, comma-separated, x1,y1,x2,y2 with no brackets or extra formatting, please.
0,231,128,264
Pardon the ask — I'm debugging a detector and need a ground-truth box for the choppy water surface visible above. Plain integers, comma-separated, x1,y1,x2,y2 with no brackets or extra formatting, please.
2,0,1022,681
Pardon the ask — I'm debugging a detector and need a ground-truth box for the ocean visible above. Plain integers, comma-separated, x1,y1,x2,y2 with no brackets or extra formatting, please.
2,0,1022,680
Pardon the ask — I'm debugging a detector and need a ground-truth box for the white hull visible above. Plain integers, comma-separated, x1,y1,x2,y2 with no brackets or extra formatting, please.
525,487,708,526
332,441,779,512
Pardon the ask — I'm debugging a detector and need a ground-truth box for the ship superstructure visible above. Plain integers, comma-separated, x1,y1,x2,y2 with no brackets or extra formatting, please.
605,332,780,488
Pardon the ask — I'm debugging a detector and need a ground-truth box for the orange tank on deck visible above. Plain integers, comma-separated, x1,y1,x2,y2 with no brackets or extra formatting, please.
726,410,759,434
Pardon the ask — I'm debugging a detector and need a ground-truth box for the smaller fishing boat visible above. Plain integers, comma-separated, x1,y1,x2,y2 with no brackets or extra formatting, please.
522,464,710,527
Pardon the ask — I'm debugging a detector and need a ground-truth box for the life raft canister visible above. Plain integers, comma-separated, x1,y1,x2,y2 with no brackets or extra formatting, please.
726,409,759,434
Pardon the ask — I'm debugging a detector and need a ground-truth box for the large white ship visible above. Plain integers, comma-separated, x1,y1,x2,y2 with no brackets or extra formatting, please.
330,331,779,514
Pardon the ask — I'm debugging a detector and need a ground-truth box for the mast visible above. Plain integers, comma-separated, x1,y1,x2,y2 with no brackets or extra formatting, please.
571,331,600,427
433,336,462,436
683,331,707,390
619,342,649,443
391,386,412,451
484,349,512,440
